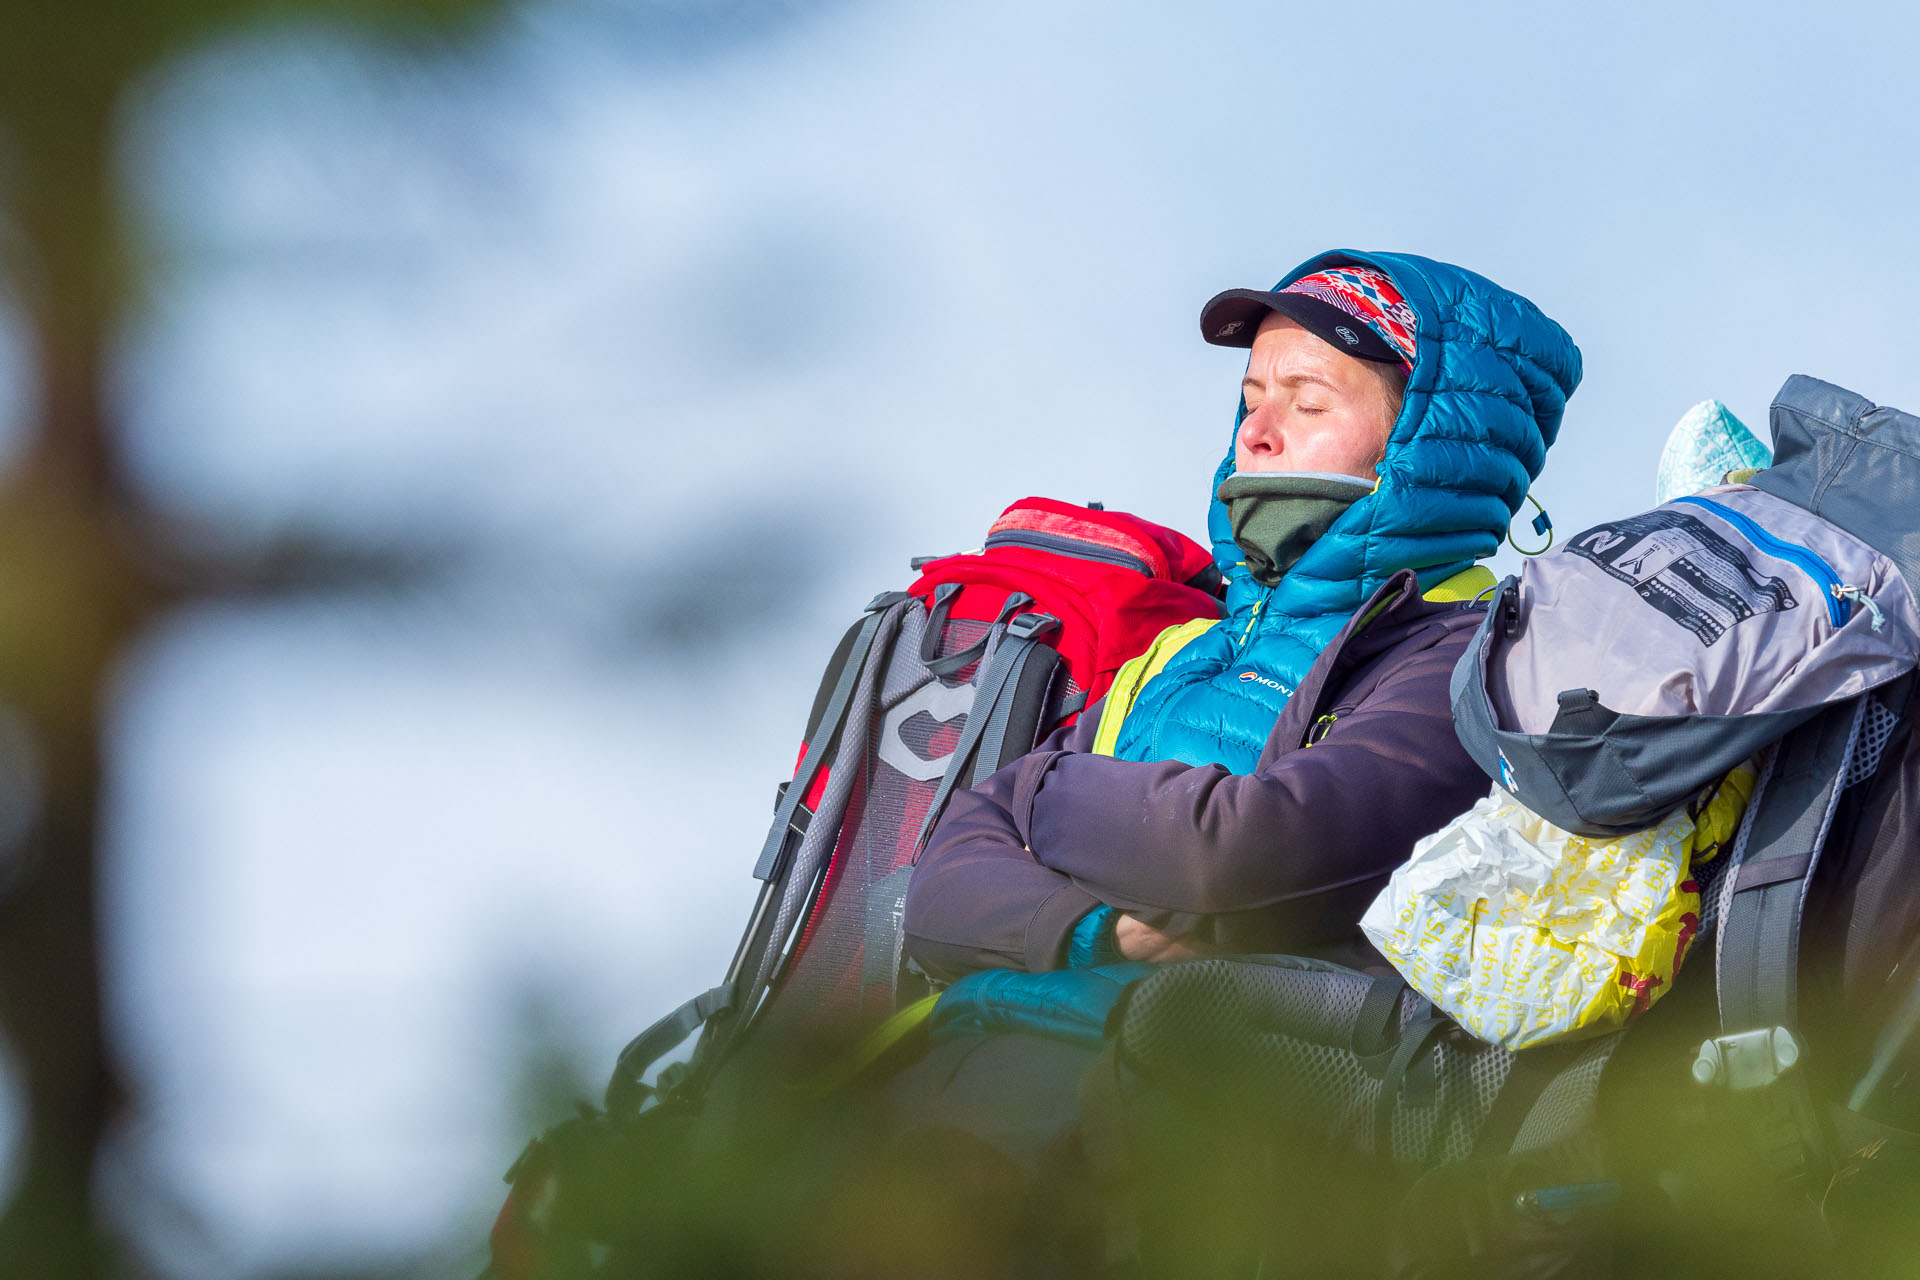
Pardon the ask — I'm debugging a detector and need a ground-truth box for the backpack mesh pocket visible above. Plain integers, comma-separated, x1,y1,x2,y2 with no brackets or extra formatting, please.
1110,956,1609,1168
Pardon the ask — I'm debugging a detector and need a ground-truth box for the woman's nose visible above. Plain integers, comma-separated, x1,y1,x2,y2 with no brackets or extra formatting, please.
1239,404,1280,457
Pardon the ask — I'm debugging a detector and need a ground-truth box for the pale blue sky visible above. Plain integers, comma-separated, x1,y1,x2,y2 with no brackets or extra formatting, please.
31,0,1920,1272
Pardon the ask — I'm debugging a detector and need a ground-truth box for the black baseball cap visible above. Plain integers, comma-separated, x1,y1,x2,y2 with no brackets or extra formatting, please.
1199,287,1407,365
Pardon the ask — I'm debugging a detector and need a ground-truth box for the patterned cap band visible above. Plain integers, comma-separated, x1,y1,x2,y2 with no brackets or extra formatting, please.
1279,267,1418,368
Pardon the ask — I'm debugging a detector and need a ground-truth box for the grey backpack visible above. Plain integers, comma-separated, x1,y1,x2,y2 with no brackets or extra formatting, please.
1452,378,1920,839
1449,374,1920,1232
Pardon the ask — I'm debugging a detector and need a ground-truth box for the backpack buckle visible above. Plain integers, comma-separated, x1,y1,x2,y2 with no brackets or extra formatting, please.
1006,612,1061,642
1693,1026,1801,1090
1498,581,1523,637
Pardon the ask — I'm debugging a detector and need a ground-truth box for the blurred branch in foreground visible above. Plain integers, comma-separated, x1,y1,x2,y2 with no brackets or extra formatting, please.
0,1,501,1275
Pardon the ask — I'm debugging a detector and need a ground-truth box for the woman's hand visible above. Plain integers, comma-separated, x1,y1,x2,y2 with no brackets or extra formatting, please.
1113,913,1206,963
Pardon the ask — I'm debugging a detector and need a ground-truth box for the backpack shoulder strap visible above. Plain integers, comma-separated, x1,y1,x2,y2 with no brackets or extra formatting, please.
968,616,1065,789
604,591,911,1112
1700,675,1915,1178
752,592,909,881
1714,698,1867,1042
912,610,1061,856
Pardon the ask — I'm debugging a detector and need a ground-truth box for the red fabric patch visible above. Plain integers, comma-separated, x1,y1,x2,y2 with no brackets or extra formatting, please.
987,505,1171,578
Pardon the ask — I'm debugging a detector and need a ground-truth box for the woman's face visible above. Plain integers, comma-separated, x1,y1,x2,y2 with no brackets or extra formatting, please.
1233,313,1399,478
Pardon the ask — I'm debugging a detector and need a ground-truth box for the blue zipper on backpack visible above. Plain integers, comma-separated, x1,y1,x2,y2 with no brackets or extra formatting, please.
1673,495,1848,627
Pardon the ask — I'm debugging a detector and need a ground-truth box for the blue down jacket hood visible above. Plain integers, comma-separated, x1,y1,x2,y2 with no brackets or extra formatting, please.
1113,250,1582,772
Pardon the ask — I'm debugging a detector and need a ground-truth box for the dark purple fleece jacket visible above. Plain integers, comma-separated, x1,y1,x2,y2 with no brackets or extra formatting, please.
902,569,1490,980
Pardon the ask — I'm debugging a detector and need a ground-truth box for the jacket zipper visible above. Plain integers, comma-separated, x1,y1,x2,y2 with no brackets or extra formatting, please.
983,529,1156,577
1237,570,1402,655
1673,495,1849,627
1236,595,1267,649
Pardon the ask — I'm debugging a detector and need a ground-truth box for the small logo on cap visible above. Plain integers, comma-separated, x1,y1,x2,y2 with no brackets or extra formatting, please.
1218,321,1244,337
1335,325,1360,346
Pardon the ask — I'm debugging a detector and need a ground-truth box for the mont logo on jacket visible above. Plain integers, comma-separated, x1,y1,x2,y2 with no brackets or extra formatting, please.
1112,251,1583,772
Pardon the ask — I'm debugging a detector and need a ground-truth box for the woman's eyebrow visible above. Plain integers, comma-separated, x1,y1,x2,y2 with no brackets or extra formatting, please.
1278,372,1340,393
1243,371,1341,398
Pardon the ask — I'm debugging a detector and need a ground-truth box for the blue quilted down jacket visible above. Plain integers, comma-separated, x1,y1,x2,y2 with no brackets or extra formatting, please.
1112,250,1583,772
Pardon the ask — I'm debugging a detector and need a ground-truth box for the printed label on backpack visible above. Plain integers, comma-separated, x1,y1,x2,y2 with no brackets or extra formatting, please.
1567,509,1797,646
877,679,974,782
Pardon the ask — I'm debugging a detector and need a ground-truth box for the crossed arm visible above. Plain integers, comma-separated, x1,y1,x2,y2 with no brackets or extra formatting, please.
901,635,1486,981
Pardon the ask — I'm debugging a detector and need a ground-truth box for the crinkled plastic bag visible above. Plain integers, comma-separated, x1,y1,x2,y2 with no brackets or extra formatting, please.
1360,767,1754,1049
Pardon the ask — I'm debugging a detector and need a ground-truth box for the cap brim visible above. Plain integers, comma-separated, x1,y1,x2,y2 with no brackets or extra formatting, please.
1199,288,1405,364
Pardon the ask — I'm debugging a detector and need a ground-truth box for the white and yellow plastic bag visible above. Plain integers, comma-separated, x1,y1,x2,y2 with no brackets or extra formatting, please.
1359,767,1753,1049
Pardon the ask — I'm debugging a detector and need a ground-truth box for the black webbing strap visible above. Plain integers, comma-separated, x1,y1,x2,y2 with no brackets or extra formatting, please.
923,590,1034,678
918,584,963,667
912,611,1061,857
1351,975,1407,1058
1373,1000,1450,1160
605,982,732,1111
751,595,903,882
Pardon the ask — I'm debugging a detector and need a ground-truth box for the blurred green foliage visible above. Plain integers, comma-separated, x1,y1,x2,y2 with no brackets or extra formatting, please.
0,2,502,1277
498,1033,1920,1280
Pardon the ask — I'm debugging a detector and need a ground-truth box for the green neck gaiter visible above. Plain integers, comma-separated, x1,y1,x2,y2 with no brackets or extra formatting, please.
1216,471,1375,586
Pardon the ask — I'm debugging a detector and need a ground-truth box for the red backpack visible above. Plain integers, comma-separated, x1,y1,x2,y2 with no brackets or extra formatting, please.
908,497,1225,721
491,498,1220,1278
604,497,1220,1106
